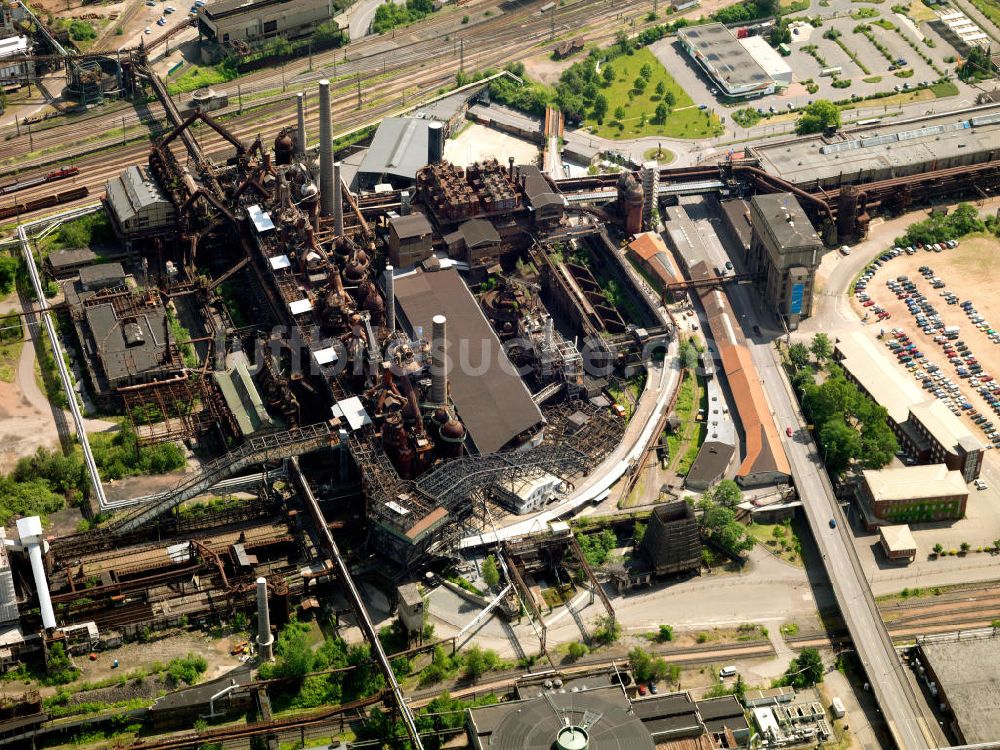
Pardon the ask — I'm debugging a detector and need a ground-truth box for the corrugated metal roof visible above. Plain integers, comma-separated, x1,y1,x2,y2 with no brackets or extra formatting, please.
394,267,543,454
358,117,432,182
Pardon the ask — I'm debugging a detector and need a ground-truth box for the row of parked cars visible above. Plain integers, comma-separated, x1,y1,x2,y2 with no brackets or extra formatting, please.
881,263,1000,456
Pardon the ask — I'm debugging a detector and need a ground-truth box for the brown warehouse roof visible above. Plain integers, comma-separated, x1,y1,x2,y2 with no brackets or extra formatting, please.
394,267,543,454
719,344,790,480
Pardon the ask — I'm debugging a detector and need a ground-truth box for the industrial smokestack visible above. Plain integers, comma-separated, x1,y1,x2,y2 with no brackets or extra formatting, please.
427,121,444,165
256,577,274,662
318,79,334,218
431,314,447,404
400,189,411,216
296,92,307,158
334,161,344,236
384,265,395,332
544,316,554,348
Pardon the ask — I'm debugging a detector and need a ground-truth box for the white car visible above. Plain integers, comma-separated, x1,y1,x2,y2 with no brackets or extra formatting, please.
974,479,988,491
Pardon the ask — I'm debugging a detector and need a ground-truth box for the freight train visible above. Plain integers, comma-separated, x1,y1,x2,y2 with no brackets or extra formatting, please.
0,166,81,197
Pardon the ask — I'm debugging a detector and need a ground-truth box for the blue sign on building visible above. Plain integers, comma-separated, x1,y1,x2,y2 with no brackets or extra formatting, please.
790,283,805,315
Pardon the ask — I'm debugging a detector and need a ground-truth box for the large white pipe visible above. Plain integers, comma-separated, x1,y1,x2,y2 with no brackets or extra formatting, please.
318,80,334,218
431,314,447,404
384,265,395,332
296,92,307,158
28,542,55,630
256,577,274,661
334,161,344,236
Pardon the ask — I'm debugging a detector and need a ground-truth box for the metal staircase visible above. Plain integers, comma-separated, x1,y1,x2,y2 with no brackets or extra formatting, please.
111,423,336,534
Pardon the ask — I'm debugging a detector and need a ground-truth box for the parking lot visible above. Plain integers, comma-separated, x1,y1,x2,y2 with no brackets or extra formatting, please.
650,0,966,124
852,238,1000,454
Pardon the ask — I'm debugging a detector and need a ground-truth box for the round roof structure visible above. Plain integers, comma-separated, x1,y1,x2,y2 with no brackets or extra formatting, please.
489,691,654,750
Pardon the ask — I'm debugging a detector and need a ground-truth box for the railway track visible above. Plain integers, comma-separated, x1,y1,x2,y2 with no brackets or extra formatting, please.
1,0,668,224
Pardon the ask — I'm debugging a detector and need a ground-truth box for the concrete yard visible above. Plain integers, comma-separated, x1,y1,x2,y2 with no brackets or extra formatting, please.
443,122,539,168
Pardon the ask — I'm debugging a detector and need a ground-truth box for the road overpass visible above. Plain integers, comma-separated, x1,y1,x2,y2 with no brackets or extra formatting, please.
718,265,932,750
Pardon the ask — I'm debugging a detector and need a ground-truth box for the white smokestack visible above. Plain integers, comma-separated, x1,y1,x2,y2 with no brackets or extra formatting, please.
431,314,447,404
334,161,344,236
296,92,307,158
384,265,395,332
256,577,274,661
318,80,334,218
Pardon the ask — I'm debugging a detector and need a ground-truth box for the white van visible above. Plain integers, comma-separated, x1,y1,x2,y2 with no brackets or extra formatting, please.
719,666,737,678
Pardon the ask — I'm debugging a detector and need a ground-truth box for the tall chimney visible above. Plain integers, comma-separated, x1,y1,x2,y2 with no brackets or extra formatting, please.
544,316,554,348
431,314,447,404
296,92,307,158
256,577,274,661
384,265,395,332
427,121,444,165
400,189,411,215
334,161,344,236
318,79,334,218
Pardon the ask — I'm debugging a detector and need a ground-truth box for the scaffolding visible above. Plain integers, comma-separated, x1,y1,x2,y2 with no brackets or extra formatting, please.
119,373,223,446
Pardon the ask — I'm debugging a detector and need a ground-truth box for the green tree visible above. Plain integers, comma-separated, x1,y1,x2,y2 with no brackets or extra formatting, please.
657,624,674,642
665,90,676,108
462,646,500,680
602,63,615,85
707,479,741,508
629,647,654,681
267,618,314,679
593,93,609,123
0,256,18,295
640,62,654,80
567,642,589,661
655,80,666,97
785,647,824,688
655,101,668,124
613,105,626,123
818,418,861,475
788,342,810,369
810,333,833,362
796,99,841,134
481,555,500,589
633,76,647,93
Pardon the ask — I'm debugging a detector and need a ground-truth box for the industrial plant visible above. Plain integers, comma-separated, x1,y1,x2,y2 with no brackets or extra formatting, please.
3,0,1000,741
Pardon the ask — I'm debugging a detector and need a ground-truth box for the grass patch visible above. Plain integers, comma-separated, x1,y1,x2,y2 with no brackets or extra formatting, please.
905,0,937,21
642,145,675,163
863,75,883,83
747,520,803,565
968,0,1000,29
930,80,959,97
585,48,722,140
166,65,237,96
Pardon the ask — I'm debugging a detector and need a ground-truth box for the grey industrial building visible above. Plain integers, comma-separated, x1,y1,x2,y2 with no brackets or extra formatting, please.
197,0,335,45
393,266,544,454
916,631,1000,745
677,24,775,98
750,105,1000,188
466,683,748,749
640,501,702,577
357,118,438,189
747,194,823,327
104,165,176,243
45,248,98,279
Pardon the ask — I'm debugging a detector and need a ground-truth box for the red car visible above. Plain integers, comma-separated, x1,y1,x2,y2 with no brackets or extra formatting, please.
863,300,875,307
786,426,793,437
637,684,647,696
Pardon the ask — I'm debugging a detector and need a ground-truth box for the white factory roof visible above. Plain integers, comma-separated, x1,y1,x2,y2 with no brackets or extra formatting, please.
269,254,291,271
313,346,339,366
247,204,275,233
752,707,780,736
835,331,924,423
288,298,313,316
332,396,372,431
739,35,793,81
880,524,917,553
862,464,968,502
0,36,28,58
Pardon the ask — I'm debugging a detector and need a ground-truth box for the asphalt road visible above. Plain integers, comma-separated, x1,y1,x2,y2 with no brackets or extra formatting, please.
716,262,930,748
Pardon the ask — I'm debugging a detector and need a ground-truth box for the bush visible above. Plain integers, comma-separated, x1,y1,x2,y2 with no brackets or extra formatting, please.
166,653,207,686
567,642,589,661
68,20,95,42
